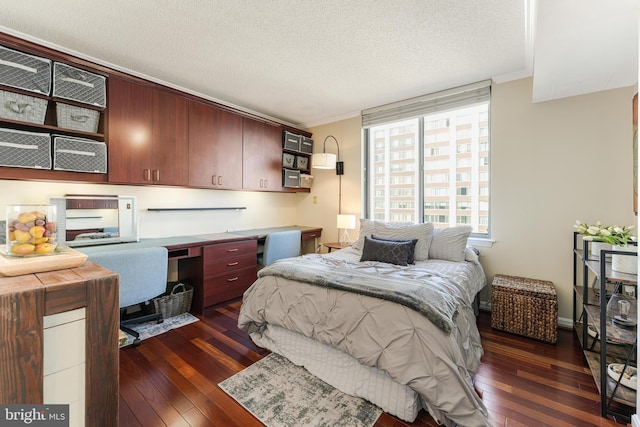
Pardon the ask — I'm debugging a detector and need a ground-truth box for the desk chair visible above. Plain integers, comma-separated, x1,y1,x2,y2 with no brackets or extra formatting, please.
257,230,302,267
80,246,168,346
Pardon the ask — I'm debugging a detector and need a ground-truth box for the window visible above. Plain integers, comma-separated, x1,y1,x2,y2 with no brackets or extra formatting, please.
363,81,490,236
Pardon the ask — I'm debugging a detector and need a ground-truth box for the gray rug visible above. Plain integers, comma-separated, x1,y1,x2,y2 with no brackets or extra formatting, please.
219,352,382,427
121,312,199,346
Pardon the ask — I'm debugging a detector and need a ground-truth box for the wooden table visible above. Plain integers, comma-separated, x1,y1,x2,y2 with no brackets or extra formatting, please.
323,242,350,252
0,260,119,426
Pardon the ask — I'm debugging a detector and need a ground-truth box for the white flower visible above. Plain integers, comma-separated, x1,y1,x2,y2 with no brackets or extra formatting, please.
587,226,600,235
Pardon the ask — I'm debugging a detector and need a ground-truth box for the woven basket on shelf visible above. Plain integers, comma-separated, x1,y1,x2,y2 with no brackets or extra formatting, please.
153,282,194,319
491,274,558,344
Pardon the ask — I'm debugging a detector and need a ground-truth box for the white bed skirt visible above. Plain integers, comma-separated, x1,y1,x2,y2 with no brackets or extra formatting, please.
251,324,421,422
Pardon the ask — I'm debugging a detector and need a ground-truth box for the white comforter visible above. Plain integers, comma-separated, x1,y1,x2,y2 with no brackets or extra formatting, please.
238,247,490,426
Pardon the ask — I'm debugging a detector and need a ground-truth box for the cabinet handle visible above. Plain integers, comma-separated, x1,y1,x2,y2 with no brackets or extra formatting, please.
218,176,223,186
212,175,217,185
259,179,263,188
153,169,160,181
227,248,239,252
144,169,150,181
227,261,239,266
227,276,239,282
264,179,268,188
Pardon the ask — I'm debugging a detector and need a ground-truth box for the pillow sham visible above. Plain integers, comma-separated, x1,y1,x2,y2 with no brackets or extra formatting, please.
353,218,375,250
372,221,433,261
428,226,473,262
359,237,412,266
371,235,418,264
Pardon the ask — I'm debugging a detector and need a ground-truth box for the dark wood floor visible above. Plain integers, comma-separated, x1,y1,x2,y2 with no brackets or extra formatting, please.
119,301,631,427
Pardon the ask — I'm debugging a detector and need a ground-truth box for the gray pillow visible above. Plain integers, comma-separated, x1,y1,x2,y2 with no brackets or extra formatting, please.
371,235,418,264
359,237,412,266
428,226,473,262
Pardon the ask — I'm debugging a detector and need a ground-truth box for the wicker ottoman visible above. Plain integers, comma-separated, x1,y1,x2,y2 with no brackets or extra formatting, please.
491,274,558,344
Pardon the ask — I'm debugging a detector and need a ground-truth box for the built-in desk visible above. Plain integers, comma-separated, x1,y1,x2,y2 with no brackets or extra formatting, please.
231,225,322,241
231,225,322,254
74,227,322,313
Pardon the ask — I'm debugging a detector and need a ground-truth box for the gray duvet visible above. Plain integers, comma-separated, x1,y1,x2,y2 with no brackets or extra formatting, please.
238,249,491,427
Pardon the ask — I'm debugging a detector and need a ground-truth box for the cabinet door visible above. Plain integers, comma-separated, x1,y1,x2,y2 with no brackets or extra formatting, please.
107,76,153,184
242,118,283,191
152,90,189,186
66,199,95,209
188,101,243,189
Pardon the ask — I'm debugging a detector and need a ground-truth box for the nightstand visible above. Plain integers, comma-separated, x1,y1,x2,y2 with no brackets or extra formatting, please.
323,242,349,253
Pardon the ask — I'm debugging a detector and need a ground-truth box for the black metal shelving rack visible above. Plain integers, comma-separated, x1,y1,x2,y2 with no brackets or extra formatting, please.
572,232,638,421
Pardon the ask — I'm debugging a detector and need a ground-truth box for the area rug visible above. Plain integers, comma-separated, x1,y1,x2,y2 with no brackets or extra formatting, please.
219,352,382,427
120,312,199,347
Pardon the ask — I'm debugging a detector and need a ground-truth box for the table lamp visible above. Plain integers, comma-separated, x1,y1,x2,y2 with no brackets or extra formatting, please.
337,214,356,245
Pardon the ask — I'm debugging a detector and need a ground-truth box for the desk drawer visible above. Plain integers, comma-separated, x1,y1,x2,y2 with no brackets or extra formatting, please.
204,240,256,260
204,253,256,276
203,266,257,307
302,230,321,240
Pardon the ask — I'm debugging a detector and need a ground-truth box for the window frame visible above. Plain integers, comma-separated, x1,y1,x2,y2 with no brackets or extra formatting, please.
362,82,491,239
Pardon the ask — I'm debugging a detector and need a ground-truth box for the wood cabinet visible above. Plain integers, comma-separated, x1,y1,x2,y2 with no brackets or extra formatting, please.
0,32,313,191
66,198,118,210
151,89,189,185
192,239,257,312
242,118,283,191
108,76,188,186
0,262,119,426
0,33,108,183
188,100,243,189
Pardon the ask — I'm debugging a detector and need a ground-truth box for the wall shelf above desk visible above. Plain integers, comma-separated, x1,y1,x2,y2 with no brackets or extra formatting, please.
147,207,247,212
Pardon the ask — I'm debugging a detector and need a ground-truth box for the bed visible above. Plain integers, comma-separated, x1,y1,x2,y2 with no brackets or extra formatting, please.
238,221,491,427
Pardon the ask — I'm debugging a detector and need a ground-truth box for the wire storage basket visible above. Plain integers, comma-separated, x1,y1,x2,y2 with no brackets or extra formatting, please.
153,282,194,319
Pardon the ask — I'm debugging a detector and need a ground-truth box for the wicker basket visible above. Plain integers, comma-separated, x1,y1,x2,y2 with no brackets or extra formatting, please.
491,274,558,343
153,282,194,319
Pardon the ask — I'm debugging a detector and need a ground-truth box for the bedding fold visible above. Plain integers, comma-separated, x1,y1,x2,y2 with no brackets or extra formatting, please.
258,254,459,334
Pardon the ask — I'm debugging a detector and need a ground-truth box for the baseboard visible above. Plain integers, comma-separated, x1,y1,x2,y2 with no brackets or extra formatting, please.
557,316,572,329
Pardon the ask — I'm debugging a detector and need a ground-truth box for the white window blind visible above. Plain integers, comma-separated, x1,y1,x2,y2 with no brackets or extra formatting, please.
361,80,491,128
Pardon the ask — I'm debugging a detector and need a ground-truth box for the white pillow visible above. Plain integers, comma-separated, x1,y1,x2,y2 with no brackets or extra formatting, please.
353,218,375,250
353,219,433,261
429,226,473,262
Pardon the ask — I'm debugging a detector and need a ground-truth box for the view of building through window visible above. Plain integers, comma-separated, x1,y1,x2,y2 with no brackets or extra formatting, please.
366,103,489,236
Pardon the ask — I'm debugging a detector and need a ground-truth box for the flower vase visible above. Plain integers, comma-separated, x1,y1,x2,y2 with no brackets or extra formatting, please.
590,241,612,259
611,245,638,275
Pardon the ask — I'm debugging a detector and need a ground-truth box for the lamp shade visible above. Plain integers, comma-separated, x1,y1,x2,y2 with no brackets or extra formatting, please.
337,214,356,230
312,152,337,169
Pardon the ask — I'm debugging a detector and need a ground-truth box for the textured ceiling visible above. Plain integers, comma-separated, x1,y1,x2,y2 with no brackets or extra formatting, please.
0,1,636,128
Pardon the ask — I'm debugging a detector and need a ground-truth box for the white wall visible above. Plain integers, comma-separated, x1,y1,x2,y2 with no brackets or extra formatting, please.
0,180,303,238
302,77,638,323
297,118,363,244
